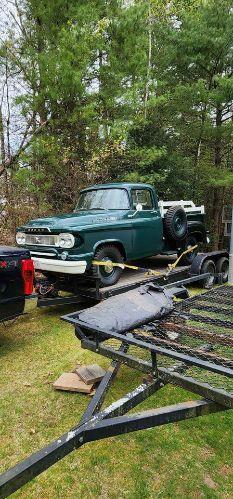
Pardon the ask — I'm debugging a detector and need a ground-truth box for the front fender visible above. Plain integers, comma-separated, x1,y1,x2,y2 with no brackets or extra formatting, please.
93,239,127,258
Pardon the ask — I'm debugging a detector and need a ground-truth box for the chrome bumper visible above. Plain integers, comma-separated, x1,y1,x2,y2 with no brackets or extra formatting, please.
32,257,87,274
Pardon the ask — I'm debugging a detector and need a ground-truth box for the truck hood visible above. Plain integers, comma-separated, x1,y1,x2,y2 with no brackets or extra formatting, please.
20,210,126,231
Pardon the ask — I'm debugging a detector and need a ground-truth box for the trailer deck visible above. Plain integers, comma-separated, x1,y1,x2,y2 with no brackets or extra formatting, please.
37,255,190,306
36,251,230,307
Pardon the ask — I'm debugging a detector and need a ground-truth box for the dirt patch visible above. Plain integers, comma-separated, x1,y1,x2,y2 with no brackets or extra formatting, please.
219,465,233,477
204,474,218,489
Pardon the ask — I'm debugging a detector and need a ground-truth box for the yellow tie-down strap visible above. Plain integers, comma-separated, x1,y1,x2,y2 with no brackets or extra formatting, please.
93,245,198,279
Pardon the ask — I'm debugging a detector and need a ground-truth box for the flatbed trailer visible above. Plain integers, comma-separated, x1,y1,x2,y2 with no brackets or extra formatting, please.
36,251,229,307
37,255,189,306
1,284,232,498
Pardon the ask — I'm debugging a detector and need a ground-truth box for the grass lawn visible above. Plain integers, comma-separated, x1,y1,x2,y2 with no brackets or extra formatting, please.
0,296,232,498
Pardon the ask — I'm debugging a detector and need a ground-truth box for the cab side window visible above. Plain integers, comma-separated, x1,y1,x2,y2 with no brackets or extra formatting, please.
131,189,153,210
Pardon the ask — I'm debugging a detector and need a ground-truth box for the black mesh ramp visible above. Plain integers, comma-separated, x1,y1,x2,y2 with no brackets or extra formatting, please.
63,285,233,408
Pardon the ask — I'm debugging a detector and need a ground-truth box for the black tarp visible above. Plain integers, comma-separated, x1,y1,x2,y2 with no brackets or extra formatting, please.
77,284,175,334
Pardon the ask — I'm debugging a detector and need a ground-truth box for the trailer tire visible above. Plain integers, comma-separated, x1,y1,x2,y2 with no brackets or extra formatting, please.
164,206,188,242
92,245,124,286
201,259,216,288
216,257,229,283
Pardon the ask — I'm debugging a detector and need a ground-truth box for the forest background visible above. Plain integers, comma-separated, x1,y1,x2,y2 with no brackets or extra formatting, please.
0,0,232,248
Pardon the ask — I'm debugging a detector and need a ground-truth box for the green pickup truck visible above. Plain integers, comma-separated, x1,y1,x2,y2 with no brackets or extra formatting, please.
16,183,208,286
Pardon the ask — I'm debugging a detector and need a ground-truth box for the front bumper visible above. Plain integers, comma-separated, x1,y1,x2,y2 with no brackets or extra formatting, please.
32,257,87,274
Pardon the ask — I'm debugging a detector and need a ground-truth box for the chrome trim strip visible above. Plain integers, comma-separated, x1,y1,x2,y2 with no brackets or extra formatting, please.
30,251,56,257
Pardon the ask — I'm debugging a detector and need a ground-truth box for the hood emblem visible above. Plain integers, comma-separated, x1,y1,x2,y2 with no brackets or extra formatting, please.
27,227,51,233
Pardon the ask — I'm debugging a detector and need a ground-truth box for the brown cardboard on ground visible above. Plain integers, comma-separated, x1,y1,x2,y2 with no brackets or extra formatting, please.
53,372,94,393
76,364,106,385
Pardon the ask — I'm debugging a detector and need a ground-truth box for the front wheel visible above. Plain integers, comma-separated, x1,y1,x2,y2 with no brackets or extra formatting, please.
92,245,124,286
178,236,198,266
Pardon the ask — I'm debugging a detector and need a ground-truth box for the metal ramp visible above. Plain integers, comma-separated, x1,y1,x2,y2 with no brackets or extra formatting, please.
0,285,232,498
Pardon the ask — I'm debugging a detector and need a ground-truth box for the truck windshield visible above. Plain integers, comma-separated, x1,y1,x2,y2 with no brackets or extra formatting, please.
75,188,130,210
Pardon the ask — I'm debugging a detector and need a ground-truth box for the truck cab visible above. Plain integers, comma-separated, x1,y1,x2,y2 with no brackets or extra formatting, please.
16,183,207,286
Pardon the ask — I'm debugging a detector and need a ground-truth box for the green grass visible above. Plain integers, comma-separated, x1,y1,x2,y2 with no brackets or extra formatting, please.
0,297,233,498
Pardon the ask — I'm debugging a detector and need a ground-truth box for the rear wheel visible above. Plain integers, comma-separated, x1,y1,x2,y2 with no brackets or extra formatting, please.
178,235,198,266
92,245,124,286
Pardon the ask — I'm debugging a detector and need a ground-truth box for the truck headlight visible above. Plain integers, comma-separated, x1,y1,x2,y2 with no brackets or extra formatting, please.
16,232,26,245
58,233,75,248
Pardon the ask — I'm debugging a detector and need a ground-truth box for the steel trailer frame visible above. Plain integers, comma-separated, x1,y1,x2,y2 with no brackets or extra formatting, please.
1,286,232,498
35,249,229,308
36,265,190,307
36,271,210,308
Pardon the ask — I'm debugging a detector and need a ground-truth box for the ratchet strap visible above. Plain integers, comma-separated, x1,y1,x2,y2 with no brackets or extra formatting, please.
165,244,198,276
93,245,198,279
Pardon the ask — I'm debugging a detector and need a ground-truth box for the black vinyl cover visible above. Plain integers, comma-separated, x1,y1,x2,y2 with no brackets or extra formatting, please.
77,284,174,334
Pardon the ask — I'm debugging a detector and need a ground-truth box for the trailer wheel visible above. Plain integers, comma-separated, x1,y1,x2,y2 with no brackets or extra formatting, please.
216,257,229,283
92,245,124,286
164,206,188,242
201,259,216,288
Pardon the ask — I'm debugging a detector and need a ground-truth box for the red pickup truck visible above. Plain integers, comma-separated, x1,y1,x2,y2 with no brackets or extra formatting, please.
0,246,34,322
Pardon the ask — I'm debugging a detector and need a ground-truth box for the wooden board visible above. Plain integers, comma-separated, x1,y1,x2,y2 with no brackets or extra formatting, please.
53,372,94,393
76,364,106,385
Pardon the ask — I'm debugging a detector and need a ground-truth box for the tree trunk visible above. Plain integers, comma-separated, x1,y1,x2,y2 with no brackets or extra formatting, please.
192,103,207,197
144,1,152,119
211,104,224,250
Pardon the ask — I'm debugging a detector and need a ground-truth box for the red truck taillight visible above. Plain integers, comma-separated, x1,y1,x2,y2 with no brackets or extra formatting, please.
21,259,34,295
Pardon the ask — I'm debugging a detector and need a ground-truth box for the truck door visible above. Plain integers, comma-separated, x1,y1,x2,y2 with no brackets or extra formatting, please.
129,188,163,258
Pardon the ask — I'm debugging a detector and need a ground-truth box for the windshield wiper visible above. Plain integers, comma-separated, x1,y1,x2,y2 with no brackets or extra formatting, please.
75,207,109,211
92,207,108,210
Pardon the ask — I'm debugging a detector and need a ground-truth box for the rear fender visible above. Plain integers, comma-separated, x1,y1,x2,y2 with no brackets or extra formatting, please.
187,220,206,242
190,251,229,275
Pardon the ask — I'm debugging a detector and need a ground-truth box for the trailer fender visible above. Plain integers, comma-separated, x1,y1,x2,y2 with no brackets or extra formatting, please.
190,251,229,276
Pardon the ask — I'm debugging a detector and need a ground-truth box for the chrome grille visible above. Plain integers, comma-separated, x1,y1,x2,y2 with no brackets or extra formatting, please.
25,234,59,246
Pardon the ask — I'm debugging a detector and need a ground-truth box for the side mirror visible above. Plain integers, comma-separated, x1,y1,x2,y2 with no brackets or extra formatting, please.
128,203,143,218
